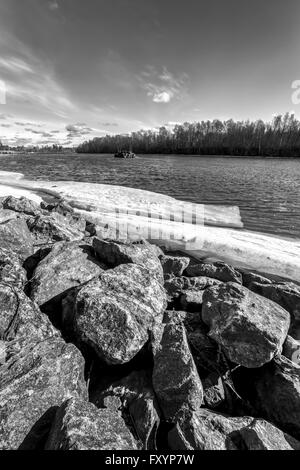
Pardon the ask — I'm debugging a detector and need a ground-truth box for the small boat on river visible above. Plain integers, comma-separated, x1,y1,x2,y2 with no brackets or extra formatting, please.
114,150,136,159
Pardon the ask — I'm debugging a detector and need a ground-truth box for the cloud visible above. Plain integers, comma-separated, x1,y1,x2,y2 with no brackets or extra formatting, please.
66,124,93,139
0,113,12,120
153,91,172,103
0,123,11,128
164,121,182,127
15,121,44,127
0,57,33,73
10,137,33,147
24,127,54,138
101,122,119,127
48,1,59,11
0,45,76,119
138,66,188,104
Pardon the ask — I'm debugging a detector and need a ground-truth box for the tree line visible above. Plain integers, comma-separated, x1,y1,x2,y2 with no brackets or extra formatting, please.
77,113,300,157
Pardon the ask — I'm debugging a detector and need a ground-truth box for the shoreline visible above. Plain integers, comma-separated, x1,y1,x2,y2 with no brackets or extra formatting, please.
0,170,300,282
2,151,300,159
0,194,300,449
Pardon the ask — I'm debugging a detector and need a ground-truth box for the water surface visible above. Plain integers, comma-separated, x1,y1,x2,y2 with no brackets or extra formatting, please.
0,153,299,239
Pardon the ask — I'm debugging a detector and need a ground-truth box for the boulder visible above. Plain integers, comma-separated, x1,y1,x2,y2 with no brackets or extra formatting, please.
247,282,300,339
0,338,87,449
41,199,74,216
2,196,41,216
152,316,203,422
249,355,300,439
0,218,33,261
0,248,27,288
283,336,300,364
168,408,300,450
241,271,273,288
202,282,290,368
67,264,167,365
164,276,222,302
30,241,105,309
45,397,137,450
185,262,242,284
27,212,86,244
160,255,190,277
0,284,59,347
93,238,164,283
90,370,160,450
151,244,165,257
0,208,18,223
180,290,205,312
181,312,246,415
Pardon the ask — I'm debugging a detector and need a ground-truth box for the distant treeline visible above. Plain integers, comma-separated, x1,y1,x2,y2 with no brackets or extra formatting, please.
0,142,74,153
77,113,300,157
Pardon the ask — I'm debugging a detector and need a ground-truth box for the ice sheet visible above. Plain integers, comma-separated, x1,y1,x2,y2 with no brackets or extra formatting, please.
0,170,299,281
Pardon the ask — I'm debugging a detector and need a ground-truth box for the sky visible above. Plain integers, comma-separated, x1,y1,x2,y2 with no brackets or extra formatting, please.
0,0,300,147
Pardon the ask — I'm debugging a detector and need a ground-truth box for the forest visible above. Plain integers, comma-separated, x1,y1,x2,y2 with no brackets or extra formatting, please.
77,113,300,157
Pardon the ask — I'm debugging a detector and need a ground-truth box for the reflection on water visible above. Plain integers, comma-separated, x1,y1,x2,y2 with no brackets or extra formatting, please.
0,153,299,239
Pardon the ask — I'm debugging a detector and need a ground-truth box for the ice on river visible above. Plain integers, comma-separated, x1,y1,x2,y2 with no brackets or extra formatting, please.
0,170,299,282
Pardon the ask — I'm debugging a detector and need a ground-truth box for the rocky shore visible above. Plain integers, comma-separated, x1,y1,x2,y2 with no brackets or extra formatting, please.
0,194,300,450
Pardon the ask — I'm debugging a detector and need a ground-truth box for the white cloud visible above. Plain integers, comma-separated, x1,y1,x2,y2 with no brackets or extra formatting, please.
152,91,172,103
1,52,76,118
165,121,182,127
138,66,188,104
0,57,33,73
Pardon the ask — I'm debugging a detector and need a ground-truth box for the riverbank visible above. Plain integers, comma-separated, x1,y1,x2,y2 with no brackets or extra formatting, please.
0,170,300,282
0,193,300,450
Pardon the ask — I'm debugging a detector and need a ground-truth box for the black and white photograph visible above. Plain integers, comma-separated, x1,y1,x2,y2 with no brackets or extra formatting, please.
0,0,300,456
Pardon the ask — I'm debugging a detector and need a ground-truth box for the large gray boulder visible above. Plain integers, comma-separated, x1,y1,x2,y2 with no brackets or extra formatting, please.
247,282,300,339
249,355,300,439
67,264,167,365
0,338,87,449
168,408,300,450
185,262,242,284
152,315,203,422
202,282,290,368
0,248,27,288
27,212,86,244
45,397,137,450
30,241,105,308
93,238,164,283
0,217,33,261
0,284,59,348
2,196,41,216
90,370,160,450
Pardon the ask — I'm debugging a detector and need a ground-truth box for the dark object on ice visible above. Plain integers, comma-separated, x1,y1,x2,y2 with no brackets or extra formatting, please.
114,150,136,159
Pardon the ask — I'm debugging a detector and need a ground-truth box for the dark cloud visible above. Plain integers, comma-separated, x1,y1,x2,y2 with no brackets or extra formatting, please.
66,124,93,138
25,128,42,134
0,123,11,128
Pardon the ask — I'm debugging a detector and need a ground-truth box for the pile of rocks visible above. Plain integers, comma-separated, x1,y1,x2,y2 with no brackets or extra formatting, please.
0,195,300,450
